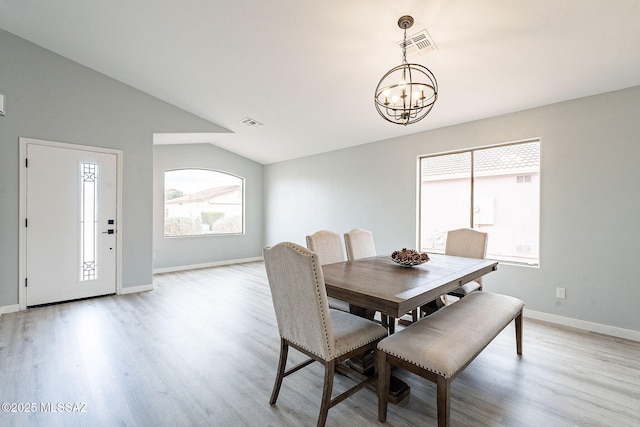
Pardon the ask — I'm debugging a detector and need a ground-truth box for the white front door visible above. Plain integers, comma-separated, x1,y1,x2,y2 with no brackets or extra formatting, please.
24,141,118,306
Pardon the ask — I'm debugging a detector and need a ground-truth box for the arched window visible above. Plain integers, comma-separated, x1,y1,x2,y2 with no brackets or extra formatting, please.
164,169,244,237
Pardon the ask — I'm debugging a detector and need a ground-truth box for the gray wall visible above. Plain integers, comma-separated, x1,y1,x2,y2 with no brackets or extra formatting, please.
153,144,263,269
264,86,640,333
3,27,638,335
0,29,228,307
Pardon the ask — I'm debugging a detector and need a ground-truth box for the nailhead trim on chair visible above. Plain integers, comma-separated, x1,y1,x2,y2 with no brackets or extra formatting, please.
284,242,334,359
280,241,385,360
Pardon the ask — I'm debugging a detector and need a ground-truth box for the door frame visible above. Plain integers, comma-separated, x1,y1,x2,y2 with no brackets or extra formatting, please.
18,137,123,310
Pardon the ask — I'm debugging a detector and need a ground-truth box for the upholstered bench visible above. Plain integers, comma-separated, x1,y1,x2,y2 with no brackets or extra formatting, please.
376,291,524,427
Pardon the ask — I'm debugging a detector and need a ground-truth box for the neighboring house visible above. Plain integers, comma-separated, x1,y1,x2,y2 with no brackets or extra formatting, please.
165,185,243,236
421,143,540,263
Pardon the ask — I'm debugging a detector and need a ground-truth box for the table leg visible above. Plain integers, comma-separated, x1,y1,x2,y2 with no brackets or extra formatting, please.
388,374,411,404
348,304,376,320
346,306,409,403
337,356,410,404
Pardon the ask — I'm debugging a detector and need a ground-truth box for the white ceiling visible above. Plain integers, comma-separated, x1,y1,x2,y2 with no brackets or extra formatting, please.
2,0,640,164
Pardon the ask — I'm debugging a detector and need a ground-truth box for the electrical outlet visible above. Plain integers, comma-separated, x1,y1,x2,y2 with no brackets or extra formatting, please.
556,287,566,299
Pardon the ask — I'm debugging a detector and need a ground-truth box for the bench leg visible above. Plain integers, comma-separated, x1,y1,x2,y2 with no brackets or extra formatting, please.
436,375,451,427
515,311,523,356
376,350,390,422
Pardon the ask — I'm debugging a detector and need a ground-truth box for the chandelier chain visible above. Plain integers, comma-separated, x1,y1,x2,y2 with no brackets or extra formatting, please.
402,27,408,65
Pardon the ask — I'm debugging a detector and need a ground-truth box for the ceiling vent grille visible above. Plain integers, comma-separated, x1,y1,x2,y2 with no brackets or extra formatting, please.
240,117,263,128
397,29,437,57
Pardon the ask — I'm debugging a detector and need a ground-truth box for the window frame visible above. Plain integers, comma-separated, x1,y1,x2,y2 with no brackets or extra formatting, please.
417,138,541,266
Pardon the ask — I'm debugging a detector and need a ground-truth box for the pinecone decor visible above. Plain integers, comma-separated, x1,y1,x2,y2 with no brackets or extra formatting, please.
390,248,430,267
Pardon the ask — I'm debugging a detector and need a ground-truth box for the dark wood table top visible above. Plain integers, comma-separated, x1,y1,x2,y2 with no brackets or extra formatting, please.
322,253,498,318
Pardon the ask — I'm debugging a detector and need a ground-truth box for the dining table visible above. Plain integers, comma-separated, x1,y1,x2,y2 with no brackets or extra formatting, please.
321,252,498,402
322,252,498,324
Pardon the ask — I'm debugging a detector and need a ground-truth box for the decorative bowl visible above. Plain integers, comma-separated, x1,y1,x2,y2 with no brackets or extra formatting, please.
390,248,430,267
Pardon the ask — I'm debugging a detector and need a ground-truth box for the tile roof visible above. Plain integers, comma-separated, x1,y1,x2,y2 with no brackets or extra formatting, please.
165,185,241,204
422,141,539,177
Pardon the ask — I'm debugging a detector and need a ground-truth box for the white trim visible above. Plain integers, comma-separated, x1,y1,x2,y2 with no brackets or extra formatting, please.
119,284,154,295
153,256,263,274
18,137,124,309
524,308,640,343
0,304,21,315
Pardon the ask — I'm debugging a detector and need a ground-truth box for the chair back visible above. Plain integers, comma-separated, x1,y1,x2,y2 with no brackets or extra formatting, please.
263,242,336,360
306,230,347,265
445,228,488,287
444,228,488,259
344,228,376,260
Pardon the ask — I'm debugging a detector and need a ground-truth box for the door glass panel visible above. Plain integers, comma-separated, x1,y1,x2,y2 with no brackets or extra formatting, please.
80,162,98,281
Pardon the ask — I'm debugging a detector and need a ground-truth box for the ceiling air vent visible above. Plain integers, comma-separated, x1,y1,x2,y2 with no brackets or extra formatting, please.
241,117,263,128
397,29,437,57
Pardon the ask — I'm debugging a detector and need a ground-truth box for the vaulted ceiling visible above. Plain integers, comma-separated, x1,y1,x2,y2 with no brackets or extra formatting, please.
2,1,640,164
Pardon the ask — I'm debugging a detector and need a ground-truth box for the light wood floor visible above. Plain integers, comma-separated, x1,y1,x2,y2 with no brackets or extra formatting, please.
1,261,639,426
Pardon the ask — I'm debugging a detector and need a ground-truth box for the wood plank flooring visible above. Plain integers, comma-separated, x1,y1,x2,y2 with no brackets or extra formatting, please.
1,261,639,426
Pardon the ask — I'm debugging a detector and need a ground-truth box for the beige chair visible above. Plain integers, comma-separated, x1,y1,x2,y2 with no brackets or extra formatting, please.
306,230,350,312
421,228,488,317
343,228,401,331
263,242,388,427
445,228,488,298
344,228,376,260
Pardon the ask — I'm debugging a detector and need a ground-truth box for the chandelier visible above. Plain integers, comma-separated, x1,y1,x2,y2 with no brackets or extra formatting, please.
374,15,438,125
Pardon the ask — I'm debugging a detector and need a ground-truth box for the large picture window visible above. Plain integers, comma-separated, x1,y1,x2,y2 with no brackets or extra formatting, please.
419,140,540,265
164,169,244,237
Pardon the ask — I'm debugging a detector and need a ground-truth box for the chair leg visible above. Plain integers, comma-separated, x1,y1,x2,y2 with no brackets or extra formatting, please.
381,314,389,329
317,360,335,427
376,350,390,423
270,338,289,405
436,375,451,427
515,311,523,356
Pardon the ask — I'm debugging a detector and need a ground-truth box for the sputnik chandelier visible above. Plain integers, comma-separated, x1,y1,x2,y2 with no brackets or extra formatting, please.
374,15,438,125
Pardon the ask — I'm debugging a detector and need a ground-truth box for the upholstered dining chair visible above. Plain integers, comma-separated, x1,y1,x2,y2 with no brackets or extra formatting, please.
445,228,488,298
343,228,403,331
343,228,376,260
306,230,350,312
263,242,388,427
421,228,488,317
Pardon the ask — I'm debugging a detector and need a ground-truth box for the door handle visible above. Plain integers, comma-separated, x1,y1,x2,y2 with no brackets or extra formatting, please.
102,229,115,234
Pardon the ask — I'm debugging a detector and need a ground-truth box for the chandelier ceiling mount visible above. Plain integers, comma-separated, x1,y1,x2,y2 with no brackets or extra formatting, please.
374,15,438,126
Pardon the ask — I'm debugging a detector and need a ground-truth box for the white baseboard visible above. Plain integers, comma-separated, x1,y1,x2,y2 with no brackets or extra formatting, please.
0,304,21,315
119,284,154,295
152,256,263,274
524,308,640,342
